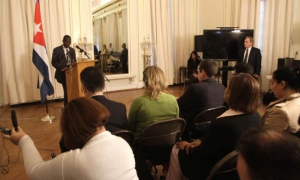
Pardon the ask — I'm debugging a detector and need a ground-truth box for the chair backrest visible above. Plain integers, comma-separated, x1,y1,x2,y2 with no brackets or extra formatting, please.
190,106,227,139
140,118,186,146
207,150,239,180
139,118,186,165
112,130,134,146
111,51,121,58
193,106,227,125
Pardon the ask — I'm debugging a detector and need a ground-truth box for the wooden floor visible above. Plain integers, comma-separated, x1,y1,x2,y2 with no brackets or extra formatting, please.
0,85,266,180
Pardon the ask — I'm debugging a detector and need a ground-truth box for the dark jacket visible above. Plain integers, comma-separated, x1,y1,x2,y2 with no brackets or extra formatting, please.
179,112,261,180
237,47,262,75
177,78,225,139
91,95,128,132
177,79,225,124
52,45,76,83
187,58,201,83
187,58,201,76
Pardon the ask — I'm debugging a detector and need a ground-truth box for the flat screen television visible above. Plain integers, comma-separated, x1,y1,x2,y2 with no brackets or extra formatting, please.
202,29,254,60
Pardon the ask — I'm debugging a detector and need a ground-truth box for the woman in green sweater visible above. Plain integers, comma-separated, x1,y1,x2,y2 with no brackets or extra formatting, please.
128,66,179,141
128,66,179,180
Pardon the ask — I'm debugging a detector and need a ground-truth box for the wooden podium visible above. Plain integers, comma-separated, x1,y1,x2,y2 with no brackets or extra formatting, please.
63,60,97,102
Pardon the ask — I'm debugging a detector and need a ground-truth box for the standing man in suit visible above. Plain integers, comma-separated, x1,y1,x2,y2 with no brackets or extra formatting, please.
177,59,225,140
237,36,262,78
52,35,76,106
121,43,128,73
59,66,128,152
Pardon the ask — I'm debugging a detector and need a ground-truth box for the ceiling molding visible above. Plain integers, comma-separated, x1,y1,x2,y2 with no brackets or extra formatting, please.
93,0,127,20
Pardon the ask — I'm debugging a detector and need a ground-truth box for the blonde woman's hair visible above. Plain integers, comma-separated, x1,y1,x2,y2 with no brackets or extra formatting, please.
143,66,168,100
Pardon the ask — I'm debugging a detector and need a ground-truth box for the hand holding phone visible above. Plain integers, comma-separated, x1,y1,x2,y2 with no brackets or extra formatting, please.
0,126,11,135
1,110,26,145
1,110,19,135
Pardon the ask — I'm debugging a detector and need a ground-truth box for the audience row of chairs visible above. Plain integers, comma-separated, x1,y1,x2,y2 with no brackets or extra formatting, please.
113,106,239,180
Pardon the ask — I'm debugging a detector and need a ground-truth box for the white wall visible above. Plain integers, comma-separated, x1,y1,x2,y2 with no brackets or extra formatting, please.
290,0,300,60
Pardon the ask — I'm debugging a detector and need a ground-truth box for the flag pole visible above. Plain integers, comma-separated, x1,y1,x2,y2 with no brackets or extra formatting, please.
33,0,55,123
40,98,56,123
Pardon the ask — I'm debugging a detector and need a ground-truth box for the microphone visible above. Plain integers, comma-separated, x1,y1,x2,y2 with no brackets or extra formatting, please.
76,45,91,59
76,45,84,52
11,110,18,131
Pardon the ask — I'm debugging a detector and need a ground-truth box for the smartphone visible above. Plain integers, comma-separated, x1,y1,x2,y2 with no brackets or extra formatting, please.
0,126,11,135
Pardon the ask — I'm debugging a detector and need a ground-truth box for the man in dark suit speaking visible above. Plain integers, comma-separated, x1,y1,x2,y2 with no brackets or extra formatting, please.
237,36,262,78
52,35,76,106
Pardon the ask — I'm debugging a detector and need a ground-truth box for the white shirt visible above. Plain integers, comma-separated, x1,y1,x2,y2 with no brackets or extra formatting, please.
63,46,70,63
62,46,69,56
217,109,244,118
19,131,138,180
108,47,114,53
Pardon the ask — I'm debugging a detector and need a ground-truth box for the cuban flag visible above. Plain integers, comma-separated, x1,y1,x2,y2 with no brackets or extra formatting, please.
32,0,54,103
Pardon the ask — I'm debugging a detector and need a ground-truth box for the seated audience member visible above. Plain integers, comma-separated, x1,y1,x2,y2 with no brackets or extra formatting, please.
234,62,254,75
166,73,261,180
177,59,225,140
128,66,179,180
236,128,300,180
261,67,300,133
108,43,114,54
80,66,128,131
128,66,179,141
60,66,127,152
109,51,121,69
187,51,201,84
234,62,262,106
2,97,138,180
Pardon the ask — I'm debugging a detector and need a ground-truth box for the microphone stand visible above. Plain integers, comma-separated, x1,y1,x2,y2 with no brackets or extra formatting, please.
104,75,110,82
77,47,106,81
80,49,91,59
41,98,56,123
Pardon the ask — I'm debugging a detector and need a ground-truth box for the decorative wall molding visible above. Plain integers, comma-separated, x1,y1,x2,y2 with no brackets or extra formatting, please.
93,0,127,20
117,11,122,18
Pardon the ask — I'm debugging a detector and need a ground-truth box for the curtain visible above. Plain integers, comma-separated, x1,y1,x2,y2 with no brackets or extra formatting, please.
116,9,128,52
100,13,117,51
93,9,128,53
93,18,102,51
261,0,294,92
150,0,173,85
148,0,201,84
0,0,92,105
171,0,199,84
231,0,261,35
